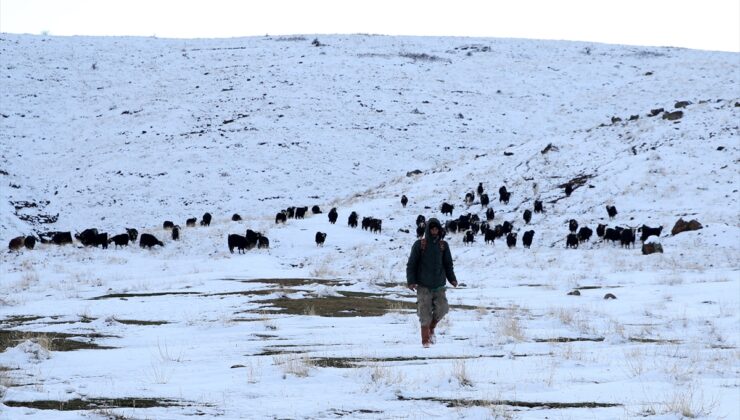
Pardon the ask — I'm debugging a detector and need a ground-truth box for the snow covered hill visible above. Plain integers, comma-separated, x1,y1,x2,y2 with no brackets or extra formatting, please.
0,34,738,419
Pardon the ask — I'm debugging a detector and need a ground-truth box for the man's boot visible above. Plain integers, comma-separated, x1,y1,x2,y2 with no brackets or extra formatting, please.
421,325,431,348
429,318,439,344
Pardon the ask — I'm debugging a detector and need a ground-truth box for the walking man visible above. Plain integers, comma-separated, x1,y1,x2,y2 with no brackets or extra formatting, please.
406,217,458,347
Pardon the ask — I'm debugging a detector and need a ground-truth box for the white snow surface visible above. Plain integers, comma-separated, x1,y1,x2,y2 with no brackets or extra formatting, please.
0,33,739,419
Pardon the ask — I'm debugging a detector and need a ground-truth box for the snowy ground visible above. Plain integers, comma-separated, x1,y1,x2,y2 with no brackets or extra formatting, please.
0,33,738,419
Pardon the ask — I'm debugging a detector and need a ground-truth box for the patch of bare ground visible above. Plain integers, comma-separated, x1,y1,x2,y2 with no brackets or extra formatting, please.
90,291,201,300
3,397,195,411
237,278,354,287
534,337,605,343
0,330,117,352
397,395,621,409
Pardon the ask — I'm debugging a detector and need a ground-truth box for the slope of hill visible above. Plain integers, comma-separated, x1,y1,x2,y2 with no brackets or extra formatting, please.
0,34,738,419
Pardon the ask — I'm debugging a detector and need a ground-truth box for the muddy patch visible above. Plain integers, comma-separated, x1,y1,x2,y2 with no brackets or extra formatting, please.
0,330,117,352
239,278,354,287
206,288,285,298
3,397,191,411
534,337,605,343
398,395,620,409
252,294,416,317
90,291,201,300
113,318,170,326
312,354,507,368
629,337,682,344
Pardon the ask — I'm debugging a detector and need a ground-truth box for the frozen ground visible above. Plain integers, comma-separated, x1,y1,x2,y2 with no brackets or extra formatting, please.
0,33,738,419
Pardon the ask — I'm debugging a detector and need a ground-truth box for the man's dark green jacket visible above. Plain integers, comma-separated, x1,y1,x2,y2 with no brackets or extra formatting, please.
406,218,457,290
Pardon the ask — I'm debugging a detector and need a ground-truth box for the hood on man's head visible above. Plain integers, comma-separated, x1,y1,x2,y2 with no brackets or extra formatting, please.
427,218,441,230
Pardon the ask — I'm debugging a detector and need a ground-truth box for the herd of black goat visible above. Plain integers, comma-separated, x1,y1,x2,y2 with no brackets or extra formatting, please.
413,182,663,252
6,182,665,255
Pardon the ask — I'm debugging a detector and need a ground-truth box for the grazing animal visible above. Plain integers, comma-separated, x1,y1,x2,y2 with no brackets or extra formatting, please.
401,195,408,207
24,236,36,250
484,229,496,244
523,209,532,224
328,208,338,224
186,218,197,227
416,221,426,238
577,227,593,243
506,232,517,248
76,228,99,246
171,226,180,241
245,229,260,248
502,221,513,235
638,225,663,242
499,191,510,204
477,182,484,196
463,230,475,245
109,234,130,248
200,212,212,226
52,232,74,245
486,207,494,221
95,232,109,249
480,193,490,207
139,233,164,248
566,233,579,249
315,232,327,246
606,205,618,219
445,220,458,234
311,205,322,214
522,230,534,248
257,235,270,249
568,219,578,233
464,192,475,206
564,184,573,197
127,228,139,242
604,227,622,244
228,234,248,254
295,207,308,219
620,228,636,248
596,224,607,238
369,218,382,233
232,213,242,221
275,212,287,224
286,207,296,218
163,221,174,230
8,236,24,251
534,200,544,213
416,215,426,226
440,202,455,216
348,211,359,228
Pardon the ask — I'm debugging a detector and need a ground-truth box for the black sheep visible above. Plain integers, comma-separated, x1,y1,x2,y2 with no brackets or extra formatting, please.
200,212,212,226
139,233,164,248
328,208,338,224
523,209,532,224
228,234,248,254
606,205,618,219
566,233,579,249
315,232,327,246
109,234,130,248
401,195,408,208
506,232,517,248
522,230,534,248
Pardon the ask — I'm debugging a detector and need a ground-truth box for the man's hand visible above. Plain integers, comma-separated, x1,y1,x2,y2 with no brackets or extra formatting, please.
408,284,417,291
450,280,458,287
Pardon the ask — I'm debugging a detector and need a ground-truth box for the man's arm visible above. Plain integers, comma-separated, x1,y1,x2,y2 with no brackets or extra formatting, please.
442,243,458,287
406,240,421,290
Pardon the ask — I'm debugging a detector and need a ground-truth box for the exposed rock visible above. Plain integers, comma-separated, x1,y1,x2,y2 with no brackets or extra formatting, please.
603,293,617,300
642,242,664,255
671,218,703,235
406,169,423,177
567,290,581,296
662,110,683,121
